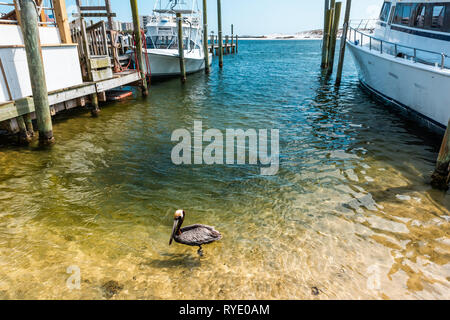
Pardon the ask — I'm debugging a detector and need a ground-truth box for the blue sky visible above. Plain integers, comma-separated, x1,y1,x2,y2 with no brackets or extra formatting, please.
65,0,383,35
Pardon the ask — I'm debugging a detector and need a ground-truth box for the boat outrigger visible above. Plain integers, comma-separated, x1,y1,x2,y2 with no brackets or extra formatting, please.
132,0,212,78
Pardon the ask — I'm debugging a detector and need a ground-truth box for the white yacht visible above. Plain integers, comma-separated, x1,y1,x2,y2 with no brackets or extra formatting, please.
347,0,450,134
135,0,212,77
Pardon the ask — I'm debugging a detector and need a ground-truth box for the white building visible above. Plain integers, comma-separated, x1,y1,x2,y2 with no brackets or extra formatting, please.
140,15,152,29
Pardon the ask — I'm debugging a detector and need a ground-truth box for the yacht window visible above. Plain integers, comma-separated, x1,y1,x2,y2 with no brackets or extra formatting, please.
431,5,445,29
394,4,414,26
389,6,396,24
379,2,392,22
414,4,426,28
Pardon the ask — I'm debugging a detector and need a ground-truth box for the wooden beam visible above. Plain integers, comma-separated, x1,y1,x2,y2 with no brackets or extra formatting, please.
0,58,13,101
53,0,72,44
14,0,21,26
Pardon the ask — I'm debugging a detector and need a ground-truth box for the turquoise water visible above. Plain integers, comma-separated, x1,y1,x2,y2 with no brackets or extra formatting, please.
0,40,449,299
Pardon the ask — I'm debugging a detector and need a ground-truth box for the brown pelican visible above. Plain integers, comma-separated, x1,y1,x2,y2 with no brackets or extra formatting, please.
169,210,222,256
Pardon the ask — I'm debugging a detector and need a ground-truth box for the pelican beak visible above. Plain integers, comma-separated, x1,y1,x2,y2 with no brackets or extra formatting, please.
169,219,178,246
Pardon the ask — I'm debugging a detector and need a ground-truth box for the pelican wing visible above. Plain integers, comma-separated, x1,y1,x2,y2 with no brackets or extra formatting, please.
176,224,222,246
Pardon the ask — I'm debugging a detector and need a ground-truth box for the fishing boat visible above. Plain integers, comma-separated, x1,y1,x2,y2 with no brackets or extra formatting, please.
346,0,450,134
133,0,212,77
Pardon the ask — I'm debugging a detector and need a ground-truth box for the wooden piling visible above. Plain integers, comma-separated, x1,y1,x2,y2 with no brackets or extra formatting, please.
321,9,332,69
90,93,100,117
327,1,342,75
202,0,210,73
225,35,229,54
321,0,330,69
130,0,149,96
431,119,450,190
336,0,352,86
210,34,215,55
24,113,34,137
19,0,54,144
16,116,32,144
105,0,114,31
176,13,187,83
217,0,224,68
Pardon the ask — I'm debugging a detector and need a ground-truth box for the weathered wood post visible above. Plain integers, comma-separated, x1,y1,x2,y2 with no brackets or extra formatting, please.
90,92,100,117
225,35,229,54
176,13,187,83
16,116,32,144
202,0,210,73
130,0,149,96
321,0,330,69
19,0,54,144
24,113,34,137
105,0,114,30
210,33,214,56
321,10,333,70
336,0,352,86
231,24,234,53
431,119,450,190
105,0,120,72
78,15,101,117
327,1,342,75
217,0,224,68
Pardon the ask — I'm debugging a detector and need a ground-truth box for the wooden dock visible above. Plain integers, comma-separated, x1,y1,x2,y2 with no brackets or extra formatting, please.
209,35,239,56
0,0,237,144
0,0,148,142
0,70,141,133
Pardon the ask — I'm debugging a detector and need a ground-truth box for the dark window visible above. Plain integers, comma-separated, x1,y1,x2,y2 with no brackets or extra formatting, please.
389,5,396,24
380,2,392,22
390,2,450,32
431,5,445,29
414,4,427,28
394,4,415,26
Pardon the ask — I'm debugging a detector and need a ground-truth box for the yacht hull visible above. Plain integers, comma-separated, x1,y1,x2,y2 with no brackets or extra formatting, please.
134,50,213,77
347,41,450,134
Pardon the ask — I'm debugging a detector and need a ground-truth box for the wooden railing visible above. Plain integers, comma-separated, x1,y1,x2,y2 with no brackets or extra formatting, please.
71,20,109,59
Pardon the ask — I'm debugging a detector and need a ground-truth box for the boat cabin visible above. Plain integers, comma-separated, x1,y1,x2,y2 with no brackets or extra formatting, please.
145,13,201,51
374,1,450,54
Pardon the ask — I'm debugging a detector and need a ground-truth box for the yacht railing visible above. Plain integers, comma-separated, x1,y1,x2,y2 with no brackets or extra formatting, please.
348,26,449,70
349,19,377,31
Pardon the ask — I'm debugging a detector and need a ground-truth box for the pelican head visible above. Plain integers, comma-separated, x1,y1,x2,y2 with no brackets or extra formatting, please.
170,210,185,245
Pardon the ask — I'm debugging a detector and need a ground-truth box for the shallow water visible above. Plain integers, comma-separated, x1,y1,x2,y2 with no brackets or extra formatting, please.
0,40,449,300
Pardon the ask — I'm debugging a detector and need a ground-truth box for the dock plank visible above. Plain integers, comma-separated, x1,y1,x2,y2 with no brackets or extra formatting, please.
0,71,141,123
96,71,140,92
0,98,34,122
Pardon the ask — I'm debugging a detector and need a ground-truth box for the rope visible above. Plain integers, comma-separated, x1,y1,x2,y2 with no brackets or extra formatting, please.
141,29,151,79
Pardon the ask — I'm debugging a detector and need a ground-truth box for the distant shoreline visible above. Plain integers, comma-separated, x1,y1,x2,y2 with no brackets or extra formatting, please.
236,29,343,41
239,37,323,41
